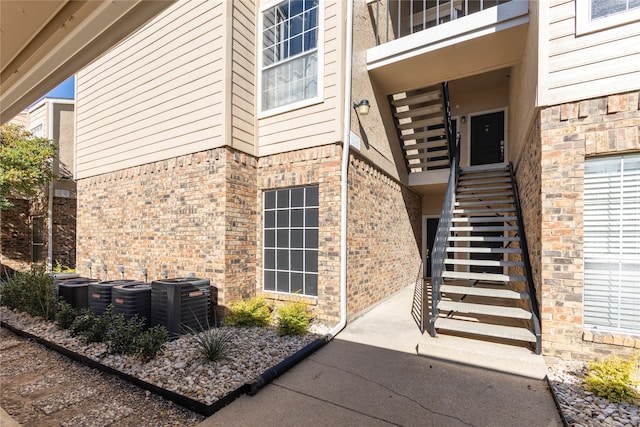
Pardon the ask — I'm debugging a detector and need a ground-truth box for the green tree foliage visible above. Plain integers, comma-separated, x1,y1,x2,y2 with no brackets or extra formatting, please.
0,124,56,209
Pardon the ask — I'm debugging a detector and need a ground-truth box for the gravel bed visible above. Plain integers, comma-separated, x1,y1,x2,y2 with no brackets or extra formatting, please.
0,307,324,406
547,361,640,427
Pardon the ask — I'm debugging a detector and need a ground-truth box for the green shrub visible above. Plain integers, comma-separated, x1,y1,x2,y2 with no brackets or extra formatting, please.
0,270,57,320
107,314,145,355
187,325,235,362
224,296,273,327
70,309,110,343
584,354,640,403
55,299,79,329
53,260,75,273
277,300,314,336
136,326,168,362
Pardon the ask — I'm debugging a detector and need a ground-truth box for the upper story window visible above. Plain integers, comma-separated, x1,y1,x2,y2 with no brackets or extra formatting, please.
260,0,322,116
30,123,43,138
576,0,640,34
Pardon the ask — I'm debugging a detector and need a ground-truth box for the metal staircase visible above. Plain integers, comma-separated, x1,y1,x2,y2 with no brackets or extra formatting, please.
390,83,453,173
430,163,541,354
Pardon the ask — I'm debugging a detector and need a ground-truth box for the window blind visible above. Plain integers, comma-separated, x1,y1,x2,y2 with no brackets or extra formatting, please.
583,153,640,334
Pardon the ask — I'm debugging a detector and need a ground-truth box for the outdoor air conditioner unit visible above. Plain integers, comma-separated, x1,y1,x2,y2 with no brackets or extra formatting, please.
57,278,99,309
151,277,211,337
89,280,137,316
111,282,151,327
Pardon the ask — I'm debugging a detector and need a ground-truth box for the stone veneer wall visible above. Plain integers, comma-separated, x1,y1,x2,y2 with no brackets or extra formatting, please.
346,152,422,317
76,147,257,309
539,90,640,360
257,145,342,322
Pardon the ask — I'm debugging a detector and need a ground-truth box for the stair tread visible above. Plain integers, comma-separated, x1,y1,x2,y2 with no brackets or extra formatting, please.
442,271,527,282
440,285,529,300
457,185,512,192
406,149,449,160
395,104,444,119
460,165,510,174
449,236,520,242
409,159,450,169
454,200,514,207
392,90,441,107
456,192,513,199
399,116,445,130
401,128,447,141
449,225,518,231
446,247,521,254
437,301,532,319
444,258,524,267
458,178,511,186
451,216,518,223
434,318,537,342
453,208,516,214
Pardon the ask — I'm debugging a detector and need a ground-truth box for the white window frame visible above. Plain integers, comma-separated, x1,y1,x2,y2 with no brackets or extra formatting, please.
258,0,324,118
30,122,44,138
583,153,640,335
263,185,319,297
576,0,640,35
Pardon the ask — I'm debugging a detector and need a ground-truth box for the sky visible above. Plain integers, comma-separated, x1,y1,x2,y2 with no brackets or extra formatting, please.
29,75,75,108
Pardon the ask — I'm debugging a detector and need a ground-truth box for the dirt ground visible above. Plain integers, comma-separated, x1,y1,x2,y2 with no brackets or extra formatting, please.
0,327,205,426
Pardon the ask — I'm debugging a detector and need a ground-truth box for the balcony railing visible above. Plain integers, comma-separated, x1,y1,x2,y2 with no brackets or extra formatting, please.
368,0,512,46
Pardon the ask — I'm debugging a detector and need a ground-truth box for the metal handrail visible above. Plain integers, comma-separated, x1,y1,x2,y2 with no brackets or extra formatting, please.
369,0,507,46
429,134,460,337
509,162,541,354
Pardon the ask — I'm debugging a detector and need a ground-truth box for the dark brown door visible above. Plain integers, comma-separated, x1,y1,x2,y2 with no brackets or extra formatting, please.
471,111,504,166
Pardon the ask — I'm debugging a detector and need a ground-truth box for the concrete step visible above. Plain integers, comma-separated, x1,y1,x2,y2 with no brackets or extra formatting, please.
434,318,537,343
440,285,529,300
444,258,524,267
442,271,527,282
437,300,532,319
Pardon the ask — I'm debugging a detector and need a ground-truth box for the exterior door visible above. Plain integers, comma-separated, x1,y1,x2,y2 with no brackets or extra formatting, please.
470,111,505,166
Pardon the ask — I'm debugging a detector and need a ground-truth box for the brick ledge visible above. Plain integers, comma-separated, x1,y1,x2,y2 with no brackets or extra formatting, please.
582,330,640,349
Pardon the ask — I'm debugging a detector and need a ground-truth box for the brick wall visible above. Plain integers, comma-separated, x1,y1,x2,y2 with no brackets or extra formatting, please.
76,147,256,308
52,196,76,268
1,199,32,271
539,90,640,360
257,145,342,322
515,119,542,311
347,152,422,317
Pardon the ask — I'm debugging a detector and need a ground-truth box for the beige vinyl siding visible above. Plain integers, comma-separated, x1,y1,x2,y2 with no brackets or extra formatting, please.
28,104,46,133
545,0,640,105
75,1,227,179
257,0,344,157
231,0,257,155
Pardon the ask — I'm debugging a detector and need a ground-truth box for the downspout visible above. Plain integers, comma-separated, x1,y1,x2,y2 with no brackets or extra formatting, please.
327,0,354,340
47,101,54,272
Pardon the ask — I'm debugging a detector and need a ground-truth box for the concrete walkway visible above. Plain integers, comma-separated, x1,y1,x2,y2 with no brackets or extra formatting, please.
200,285,562,426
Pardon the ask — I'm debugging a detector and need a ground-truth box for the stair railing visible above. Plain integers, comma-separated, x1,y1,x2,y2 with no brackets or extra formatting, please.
509,162,542,354
429,132,460,337
441,82,455,164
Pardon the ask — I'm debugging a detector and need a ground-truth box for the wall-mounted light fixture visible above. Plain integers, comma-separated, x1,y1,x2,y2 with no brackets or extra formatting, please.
353,99,370,116
461,115,467,124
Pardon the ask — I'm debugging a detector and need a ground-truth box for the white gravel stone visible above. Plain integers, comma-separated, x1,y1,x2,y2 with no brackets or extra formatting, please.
547,360,640,426
1,306,323,406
